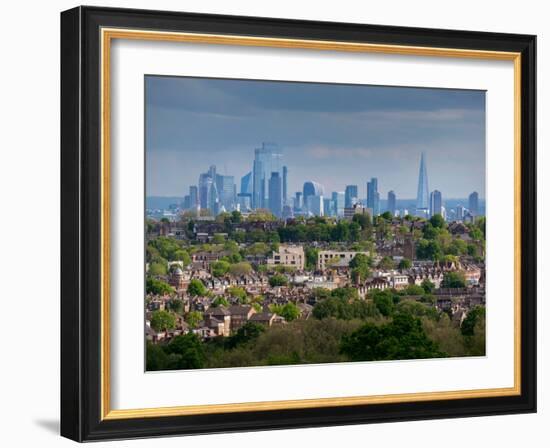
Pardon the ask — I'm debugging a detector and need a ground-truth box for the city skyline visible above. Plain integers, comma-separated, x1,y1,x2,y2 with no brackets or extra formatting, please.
146,76,486,199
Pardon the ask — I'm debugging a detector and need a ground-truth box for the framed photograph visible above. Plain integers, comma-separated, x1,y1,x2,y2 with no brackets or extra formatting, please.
61,6,536,442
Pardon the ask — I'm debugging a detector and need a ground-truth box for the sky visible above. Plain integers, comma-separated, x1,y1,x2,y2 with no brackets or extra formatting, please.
145,75,486,200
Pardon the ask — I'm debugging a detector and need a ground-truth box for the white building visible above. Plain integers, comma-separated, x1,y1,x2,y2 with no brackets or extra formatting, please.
266,244,305,270
317,250,370,270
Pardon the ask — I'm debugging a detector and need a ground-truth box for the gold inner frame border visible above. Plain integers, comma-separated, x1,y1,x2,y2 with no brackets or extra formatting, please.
99,27,522,421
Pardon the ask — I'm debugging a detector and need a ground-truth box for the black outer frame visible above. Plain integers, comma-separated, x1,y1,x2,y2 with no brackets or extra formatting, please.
60,5,537,442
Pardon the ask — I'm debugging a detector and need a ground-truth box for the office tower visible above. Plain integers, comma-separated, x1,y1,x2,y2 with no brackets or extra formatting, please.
268,172,282,217
294,192,303,210
323,198,333,216
282,166,288,205
189,186,198,208
332,191,345,217
430,190,442,217
236,193,252,212
456,205,465,221
253,142,283,209
252,159,263,209
198,173,213,210
240,171,252,195
387,190,396,216
416,152,429,216
216,175,235,212
345,185,358,208
367,178,380,216
469,191,479,216
183,195,191,210
306,194,324,216
303,181,325,213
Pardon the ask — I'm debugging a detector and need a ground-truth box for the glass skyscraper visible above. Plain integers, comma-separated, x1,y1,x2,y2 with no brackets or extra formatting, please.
387,190,396,216
367,178,380,216
303,181,324,214
345,185,358,208
469,191,479,216
268,172,282,217
252,143,283,210
430,189,442,217
240,171,252,195
416,152,429,215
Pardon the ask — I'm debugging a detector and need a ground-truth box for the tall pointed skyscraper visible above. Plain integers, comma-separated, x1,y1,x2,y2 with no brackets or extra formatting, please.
416,152,429,216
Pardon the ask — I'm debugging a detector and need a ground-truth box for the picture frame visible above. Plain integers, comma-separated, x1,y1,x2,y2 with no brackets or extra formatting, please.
60,5,536,442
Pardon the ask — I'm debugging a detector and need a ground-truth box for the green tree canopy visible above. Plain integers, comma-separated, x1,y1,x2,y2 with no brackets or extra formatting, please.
442,271,466,288
270,302,300,321
187,279,208,296
211,260,231,277
349,253,372,283
429,214,446,229
229,262,253,276
185,311,203,329
269,274,288,287
398,258,412,270
212,296,229,307
225,322,265,349
150,310,176,332
340,313,444,361
421,279,435,294
461,306,486,336
165,333,205,369
378,256,395,270
146,278,175,295
227,286,248,303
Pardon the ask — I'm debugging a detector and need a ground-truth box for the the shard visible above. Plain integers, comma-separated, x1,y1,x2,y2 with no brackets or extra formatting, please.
416,152,429,215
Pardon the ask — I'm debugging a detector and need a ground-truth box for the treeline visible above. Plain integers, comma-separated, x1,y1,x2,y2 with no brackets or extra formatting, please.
146,287,486,371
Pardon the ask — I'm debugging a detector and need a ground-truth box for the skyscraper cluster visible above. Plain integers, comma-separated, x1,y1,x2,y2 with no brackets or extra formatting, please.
179,145,482,221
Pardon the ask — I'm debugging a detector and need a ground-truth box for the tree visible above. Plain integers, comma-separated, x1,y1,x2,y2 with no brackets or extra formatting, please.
340,313,444,361
404,284,425,296
416,239,443,261
211,260,230,277
227,286,247,303
378,256,395,270
270,303,300,321
150,310,176,332
212,296,229,307
230,210,243,224
305,247,319,270
165,333,205,369
185,311,203,329
228,262,253,276
269,274,288,287
349,253,372,283
146,278,175,295
146,342,168,371
421,279,435,294
167,298,183,314
442,271,466,288
212,233,226,244
461,306,486,336
398,258,412,270
149,261,167,276
187,279,208,296
225,322,265,349
372,292,394,316
352,212,372,230
429,214,446,229
173,249,191,266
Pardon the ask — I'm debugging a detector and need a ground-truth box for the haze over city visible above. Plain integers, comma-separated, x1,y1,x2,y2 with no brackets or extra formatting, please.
146,75,486,200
